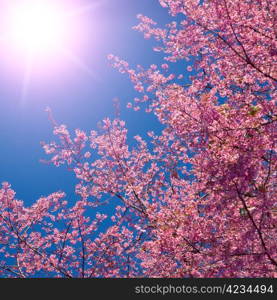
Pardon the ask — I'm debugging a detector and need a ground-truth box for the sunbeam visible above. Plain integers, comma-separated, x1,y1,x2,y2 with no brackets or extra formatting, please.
20,55,33,105
64,0,107,18
0,0,105,101
4,0,68,57
60,48,100,82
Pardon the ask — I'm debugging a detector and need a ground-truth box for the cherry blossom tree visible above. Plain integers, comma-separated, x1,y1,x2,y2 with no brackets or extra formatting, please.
1,0,276,277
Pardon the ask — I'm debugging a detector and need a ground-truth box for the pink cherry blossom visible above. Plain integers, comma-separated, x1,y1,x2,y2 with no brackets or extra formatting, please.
1,0,276,278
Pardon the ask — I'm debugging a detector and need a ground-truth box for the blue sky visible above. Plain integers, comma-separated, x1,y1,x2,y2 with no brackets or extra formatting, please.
0,0,188,205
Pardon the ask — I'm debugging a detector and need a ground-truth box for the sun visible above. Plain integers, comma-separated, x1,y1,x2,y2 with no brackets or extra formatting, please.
6,0,67,56
0,0,104,101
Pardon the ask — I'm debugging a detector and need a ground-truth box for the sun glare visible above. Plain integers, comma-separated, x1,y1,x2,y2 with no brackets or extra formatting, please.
0,0,102,101
6,0,68,56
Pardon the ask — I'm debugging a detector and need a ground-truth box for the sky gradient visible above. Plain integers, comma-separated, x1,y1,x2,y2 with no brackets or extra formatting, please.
0,0,187,205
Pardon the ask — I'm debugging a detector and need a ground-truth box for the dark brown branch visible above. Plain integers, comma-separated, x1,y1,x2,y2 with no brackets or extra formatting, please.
235,185,277,267
77,219,86,278
195,21,277,82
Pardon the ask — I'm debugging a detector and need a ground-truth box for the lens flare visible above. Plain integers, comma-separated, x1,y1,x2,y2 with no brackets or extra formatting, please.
0,0,102,101
6,0,68,56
